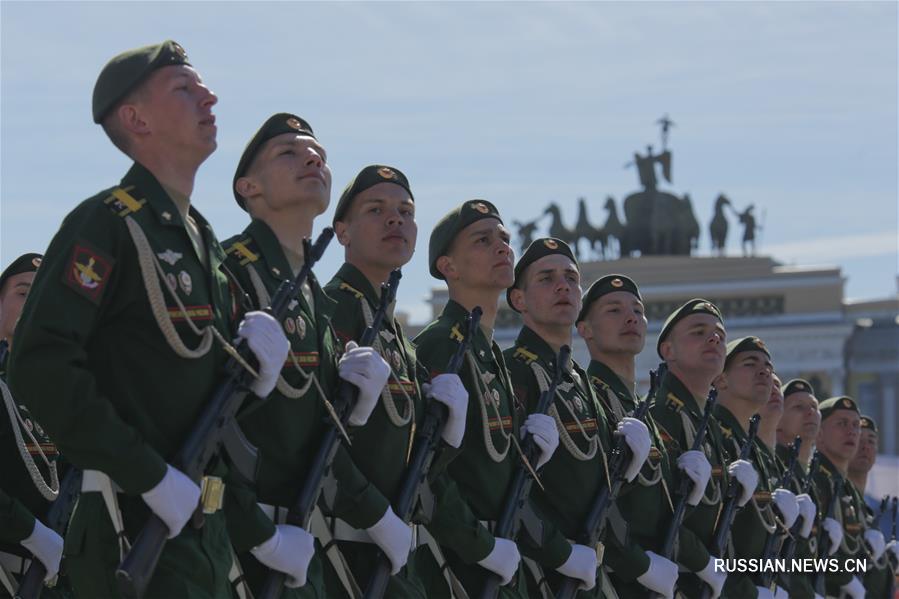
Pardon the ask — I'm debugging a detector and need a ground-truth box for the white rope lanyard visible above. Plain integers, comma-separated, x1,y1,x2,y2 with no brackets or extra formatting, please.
0,378,59,500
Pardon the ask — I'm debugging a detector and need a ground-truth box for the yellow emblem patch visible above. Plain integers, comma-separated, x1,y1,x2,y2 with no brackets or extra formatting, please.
377,167,397,180
64,242,114,305
472,202,489,214
31,256,42,268
611,278,623,288
172,42,187,60
543,239,558,250
286,117,303,130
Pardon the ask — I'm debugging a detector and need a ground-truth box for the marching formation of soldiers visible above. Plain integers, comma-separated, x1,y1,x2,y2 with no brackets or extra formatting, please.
1,40,898,599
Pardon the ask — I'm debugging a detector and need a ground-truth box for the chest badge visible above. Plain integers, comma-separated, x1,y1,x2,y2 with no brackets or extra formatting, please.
296,316,307,340
157,249,183,266
178,271,193,295
379,329,395,344
284,318,297,335
481,371,496,387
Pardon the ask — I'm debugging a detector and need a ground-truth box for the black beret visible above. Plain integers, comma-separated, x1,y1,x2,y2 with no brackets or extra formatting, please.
782,378,815,399
429,200,503,280
92,40,191,124
233,113,316,210
724,336,771,369
0,253,42,294
657,298,724,358
333,165,413,226
819,396,859,421
576,274,641,323
506,238,577,312
859,415,877,433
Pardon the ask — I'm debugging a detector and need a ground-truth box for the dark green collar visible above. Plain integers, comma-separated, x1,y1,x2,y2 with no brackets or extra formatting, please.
441,299,494,361
659,370,707,418
587,360,636,403
242,219,296,282
512,325,565,371
333,262,381,308
713,403,749,443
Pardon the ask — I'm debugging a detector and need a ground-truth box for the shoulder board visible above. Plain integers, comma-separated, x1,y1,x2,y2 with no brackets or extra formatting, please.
513,346,538,364
104,186,146,217
590,375,611,393
449,323,465,342
226,238,260,266
338,281,364,300
664,392,684,413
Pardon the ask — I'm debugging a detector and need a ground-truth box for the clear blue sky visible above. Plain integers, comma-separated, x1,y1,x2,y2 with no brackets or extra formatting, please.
2,1,896,323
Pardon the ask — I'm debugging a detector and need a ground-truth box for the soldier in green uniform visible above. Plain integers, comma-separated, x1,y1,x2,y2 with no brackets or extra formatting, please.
847,415,892,597
9,41,292,598
504,243,653,597
225,115,400,597
712,337,800,598
414,200,566,598
0,254,66,597
322,163,469,597
773,378,822,599
576,274,718,598
650,299,757,598
812,396,867,599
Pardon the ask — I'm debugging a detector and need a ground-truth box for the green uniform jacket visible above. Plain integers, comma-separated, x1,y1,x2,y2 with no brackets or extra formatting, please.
8,162,266,598
773,442,818,598
322,263,431,598
650,371,744,598
414,302,569,598
503,327,609,598
811,453,865,595
715,404,781,598
223,221,392,597
587,360,711,593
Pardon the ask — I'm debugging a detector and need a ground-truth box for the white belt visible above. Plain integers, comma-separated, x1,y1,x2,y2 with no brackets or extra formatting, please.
257,502,289,525
80,469,129,560
82,469,123,494
0,551,29,576
329,517,374,544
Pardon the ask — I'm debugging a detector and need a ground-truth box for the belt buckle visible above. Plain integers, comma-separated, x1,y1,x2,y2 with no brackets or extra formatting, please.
200,476,225,514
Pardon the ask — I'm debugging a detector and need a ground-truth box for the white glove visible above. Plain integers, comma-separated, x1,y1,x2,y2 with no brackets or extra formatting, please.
755,586,775,599
339,341,391,426
772,488,799,530
366,506,412,574
477,537,521,585
141,464,200,538
250,524,315,588
20,519,63,582
238,310,290,398
423,374,468,448
521,413,559,469
677,449,712,506
696,555,726,599
636,550,677,598
814,594,825,599
864,528,885,561
796,493,816,538
727,459,758,507
839,575,865,599
616,417,651,482
555,543,597,591
773,585,789,599
822,517,843,556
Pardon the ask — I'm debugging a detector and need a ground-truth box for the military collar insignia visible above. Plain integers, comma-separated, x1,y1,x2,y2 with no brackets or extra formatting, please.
665,392,684,412
377,167,397,180
157,249,183,266
721,425,733,439
543,238,558,250
339,281,365,300
513,346,538,364
450,323,465,342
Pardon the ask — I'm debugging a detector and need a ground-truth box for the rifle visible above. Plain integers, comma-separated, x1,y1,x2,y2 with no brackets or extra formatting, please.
362,306,482,599
0,339,8,366
778,450,820,573
15,469,83,599
760,436,801,589
700,413,760,599
115,228,335,599
258,269,402,599
890,496,897,599
813,475,844,596
555,364,661,599
478,345,571,599
657,389,718,562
